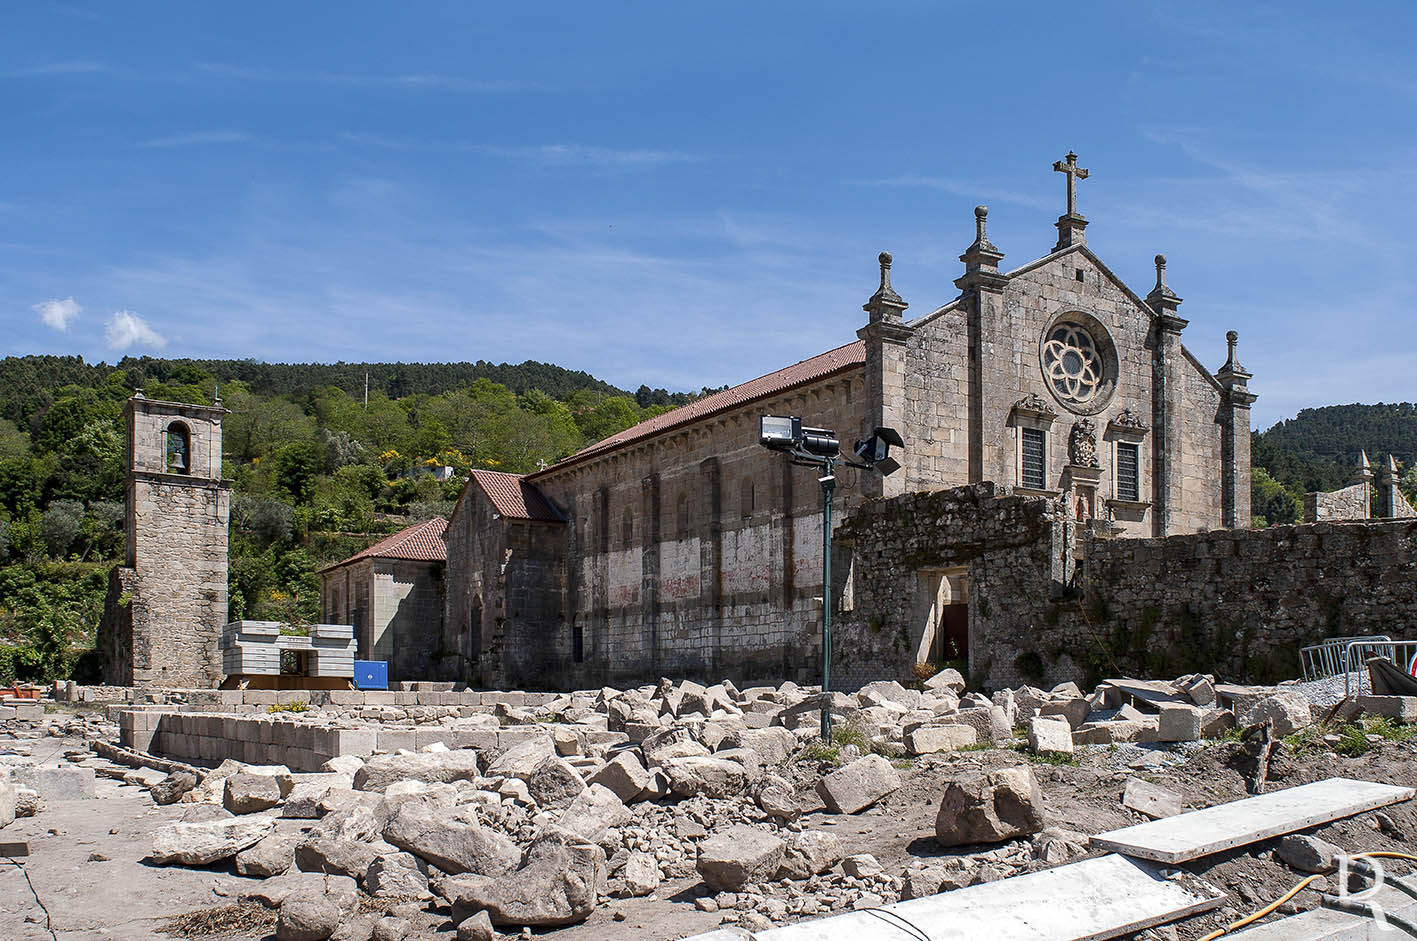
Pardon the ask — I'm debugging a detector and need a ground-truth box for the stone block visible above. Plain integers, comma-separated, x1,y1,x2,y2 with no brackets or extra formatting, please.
1027,716,1074,755
903,724,977,756
1158,704,1203,742
1122,778,1182,819
1039,697,1091,729
1358,695,1417,723
816,754,900,814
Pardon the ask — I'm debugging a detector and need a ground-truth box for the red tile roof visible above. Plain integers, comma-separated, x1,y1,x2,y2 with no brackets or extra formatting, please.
320,517,447,572
531,340,866,478
468,469,564,522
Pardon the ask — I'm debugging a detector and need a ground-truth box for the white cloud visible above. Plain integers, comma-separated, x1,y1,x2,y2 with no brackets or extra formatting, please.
33,296,81,330
105,310,166,350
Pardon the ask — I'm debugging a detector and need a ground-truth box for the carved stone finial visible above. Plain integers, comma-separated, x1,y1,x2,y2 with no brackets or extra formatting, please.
974,205,989,241
1069,418,1099,468
1353,450,1375,485
1147,252,1183,319
1219,329,1248,380
863,248,906,319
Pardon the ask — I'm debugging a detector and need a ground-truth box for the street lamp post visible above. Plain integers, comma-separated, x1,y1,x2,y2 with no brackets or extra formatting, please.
759,416,903,742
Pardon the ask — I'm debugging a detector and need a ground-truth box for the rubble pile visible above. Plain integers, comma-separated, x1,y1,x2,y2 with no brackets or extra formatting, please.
2,667,1414,939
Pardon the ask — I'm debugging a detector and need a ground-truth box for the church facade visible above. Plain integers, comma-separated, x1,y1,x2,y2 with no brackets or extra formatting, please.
441,155,1255,690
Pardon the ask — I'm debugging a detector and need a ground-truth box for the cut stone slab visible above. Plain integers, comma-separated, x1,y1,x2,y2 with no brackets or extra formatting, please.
685,853,1223,941
1227,873,1417,939
1122,778,1182,820
14,767,96,800
1101,678,1191,711
1091,777,1415,864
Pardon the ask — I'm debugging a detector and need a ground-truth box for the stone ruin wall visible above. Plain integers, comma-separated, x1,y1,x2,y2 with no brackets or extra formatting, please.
1305,481,1369,523
1069,518,1417,686
835,483,1417,692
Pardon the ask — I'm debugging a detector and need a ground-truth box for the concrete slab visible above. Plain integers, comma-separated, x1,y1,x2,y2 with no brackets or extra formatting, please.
1091,778,1415,864
684,854,1224,941
1230,874,1417,939
1102,678,1190,711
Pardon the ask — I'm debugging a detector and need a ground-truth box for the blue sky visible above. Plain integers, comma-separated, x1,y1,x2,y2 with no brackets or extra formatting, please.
4,2,1417,428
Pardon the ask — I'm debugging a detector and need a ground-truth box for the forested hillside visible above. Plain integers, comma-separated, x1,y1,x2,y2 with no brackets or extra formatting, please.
1251,403,1417,526
0,354,702,682
3,348,1413,683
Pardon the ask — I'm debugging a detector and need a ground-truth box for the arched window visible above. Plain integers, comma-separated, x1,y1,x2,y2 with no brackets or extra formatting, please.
622,507,634,549
166,422,191,474
740,477,755,519
675,493,691,539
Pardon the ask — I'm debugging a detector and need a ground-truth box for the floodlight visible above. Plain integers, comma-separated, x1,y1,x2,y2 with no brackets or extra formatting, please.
854,426,904,472
759,415,801,451
800,427,840,457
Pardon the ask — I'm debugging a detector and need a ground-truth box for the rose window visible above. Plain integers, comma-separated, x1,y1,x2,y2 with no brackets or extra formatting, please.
1042,324,1103,407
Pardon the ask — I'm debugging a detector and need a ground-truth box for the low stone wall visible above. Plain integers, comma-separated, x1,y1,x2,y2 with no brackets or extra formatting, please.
63,684,565,709
117,709,586,772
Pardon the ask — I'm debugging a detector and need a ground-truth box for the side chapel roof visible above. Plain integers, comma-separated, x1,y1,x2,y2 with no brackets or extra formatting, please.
466,469,564,521
319,516,447,573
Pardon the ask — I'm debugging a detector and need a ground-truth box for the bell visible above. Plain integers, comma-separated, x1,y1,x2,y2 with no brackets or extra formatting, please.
169,449,187,471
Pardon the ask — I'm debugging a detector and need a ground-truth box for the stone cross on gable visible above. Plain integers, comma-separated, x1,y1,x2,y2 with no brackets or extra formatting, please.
1053,151,1089,217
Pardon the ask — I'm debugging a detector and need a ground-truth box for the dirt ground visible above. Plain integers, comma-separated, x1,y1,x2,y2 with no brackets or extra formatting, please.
2,729,1414,941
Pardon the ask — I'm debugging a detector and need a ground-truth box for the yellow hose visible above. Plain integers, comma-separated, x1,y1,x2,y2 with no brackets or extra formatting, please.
1197,851,1417,941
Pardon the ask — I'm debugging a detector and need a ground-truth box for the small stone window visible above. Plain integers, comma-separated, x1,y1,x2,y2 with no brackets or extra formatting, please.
675,493,691,539
621,508,634,550
1116,442,1140,502
166,422,191,474
1020,428,1046,490
740,478,755,520
571,621,584,663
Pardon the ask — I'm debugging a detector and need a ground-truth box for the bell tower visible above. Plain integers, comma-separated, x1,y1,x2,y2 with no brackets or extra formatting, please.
99,393,232,687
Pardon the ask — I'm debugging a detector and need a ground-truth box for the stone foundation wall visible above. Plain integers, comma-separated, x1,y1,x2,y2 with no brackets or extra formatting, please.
118,707,564,771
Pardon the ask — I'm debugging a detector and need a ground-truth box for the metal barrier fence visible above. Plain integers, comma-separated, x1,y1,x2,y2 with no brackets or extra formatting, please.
1299,635,1417,698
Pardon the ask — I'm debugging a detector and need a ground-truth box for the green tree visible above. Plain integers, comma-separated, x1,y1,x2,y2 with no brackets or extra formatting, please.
272,441,325,504
40,500,83,558
1251,467,1302,526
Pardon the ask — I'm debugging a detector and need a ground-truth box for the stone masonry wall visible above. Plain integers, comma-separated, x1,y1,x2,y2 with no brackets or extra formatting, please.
526,369,869,689
1064,519,1417,686
1306,482,1370,522
126,477,230,687
834,483,1066,690
834,484,1417,692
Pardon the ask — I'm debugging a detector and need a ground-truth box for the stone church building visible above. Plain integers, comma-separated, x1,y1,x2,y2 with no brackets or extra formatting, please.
440,154,1255,690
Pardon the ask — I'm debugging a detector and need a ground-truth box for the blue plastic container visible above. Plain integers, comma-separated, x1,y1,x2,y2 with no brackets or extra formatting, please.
354,660,388,690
